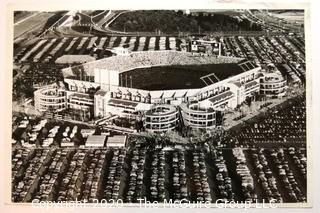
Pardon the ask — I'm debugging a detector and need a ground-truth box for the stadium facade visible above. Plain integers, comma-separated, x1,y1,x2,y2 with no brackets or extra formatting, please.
34,50,287,132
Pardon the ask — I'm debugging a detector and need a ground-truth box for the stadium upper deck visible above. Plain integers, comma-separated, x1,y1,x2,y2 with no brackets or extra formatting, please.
62,51,244,81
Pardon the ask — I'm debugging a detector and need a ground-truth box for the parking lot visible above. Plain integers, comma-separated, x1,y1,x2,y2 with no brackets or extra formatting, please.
12,145,306,203
220,94,306,149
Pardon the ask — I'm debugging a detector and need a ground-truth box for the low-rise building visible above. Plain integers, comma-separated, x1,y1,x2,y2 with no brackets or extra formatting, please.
106,135,127,147
85,135,106,147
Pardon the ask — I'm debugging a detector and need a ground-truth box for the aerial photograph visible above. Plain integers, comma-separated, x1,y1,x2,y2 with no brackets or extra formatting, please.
11,9,307,206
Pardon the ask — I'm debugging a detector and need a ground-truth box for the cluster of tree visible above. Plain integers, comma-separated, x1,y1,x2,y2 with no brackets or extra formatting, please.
110,10,262,33
13,64,64,102
38,11,68,35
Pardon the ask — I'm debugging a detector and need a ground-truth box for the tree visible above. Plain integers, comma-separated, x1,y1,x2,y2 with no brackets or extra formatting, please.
20,131,29,143
35,138,42,148
41,127,48,136
245,96,252,107
26,124,32,132
52,139,60,148
135,120,143,132
72,134,83,146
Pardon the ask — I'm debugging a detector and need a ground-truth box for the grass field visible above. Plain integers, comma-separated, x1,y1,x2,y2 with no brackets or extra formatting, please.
121,63,244,90
14,12,54,39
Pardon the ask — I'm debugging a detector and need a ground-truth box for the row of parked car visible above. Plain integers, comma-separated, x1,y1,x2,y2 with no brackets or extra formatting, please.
224,94,306,148
232,148,257,201
170,151,188,201
268,149,306,202
190,151,212,202
11,137,307,203
288,147,307,180
124,143,146,203
221,35,304,83
148,151,166,201
212,149,235,201
250,149,283,202
103,149,126,200
12,149,53,202
32,149,71,201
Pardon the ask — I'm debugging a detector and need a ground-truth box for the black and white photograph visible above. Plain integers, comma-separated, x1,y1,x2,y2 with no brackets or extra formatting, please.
6,1,313,210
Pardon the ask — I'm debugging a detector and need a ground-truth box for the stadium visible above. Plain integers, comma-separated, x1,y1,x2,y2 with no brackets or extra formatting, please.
34,49,286,132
